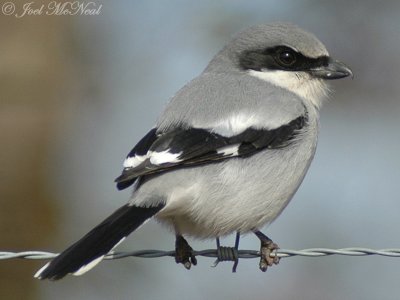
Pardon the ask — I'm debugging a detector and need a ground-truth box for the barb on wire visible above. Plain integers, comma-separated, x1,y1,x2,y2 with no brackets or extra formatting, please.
1,248,400,261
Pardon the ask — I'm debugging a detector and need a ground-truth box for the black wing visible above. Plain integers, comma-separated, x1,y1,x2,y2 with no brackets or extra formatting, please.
116,128,158,190
116,115,307,190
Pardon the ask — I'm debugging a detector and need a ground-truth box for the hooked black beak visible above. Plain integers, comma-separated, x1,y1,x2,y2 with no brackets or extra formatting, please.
310,58,353,80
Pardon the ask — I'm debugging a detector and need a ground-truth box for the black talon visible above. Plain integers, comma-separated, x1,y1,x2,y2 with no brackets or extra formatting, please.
175,235,197,269
254,231,280,272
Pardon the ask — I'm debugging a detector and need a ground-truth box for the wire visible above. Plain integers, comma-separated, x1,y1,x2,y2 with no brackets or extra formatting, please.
1,248,400,261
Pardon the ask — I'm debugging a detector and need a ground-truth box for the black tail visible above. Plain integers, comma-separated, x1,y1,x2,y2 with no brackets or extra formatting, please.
35,203,164,280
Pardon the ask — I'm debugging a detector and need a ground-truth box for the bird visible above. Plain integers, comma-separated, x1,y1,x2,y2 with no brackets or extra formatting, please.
34,22,352,280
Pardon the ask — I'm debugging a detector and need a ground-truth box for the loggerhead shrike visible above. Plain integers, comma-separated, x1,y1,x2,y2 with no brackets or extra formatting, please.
35,22,352,280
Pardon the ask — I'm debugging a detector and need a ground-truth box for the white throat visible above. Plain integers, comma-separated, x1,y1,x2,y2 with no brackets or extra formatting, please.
248,69,329,110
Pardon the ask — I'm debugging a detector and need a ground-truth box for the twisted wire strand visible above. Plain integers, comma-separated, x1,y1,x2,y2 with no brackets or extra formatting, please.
1,248,400,261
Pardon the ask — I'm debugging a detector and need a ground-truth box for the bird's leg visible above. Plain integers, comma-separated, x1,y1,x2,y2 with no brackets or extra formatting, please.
212,232,240,272
254,230,280,272
175,235,197,270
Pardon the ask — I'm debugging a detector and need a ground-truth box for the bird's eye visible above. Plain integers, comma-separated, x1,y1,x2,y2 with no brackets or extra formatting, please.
276,49,297,67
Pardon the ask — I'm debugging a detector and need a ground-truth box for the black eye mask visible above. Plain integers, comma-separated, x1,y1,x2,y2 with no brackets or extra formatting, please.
239,46,329,72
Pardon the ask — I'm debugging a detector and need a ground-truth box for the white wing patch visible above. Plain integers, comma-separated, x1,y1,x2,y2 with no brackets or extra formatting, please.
123,155,147,168
72,255,105,276
148,150,183,165
124,149,183,169
217,145,239,156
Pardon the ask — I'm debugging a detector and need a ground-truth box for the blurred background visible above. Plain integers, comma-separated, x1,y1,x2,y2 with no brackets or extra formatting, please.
1,0,399,299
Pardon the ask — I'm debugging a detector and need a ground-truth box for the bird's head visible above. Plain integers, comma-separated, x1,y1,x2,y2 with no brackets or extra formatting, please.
206,23,353,109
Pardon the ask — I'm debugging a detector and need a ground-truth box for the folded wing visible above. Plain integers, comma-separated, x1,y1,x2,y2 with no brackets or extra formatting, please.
116,115,307,190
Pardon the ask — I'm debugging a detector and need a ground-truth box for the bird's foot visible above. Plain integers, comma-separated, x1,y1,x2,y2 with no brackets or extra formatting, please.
254,230,280,272
259,239,280,272
175,235,197,269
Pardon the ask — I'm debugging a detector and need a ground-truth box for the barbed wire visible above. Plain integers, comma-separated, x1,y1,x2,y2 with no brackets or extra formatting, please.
1,248,400,261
